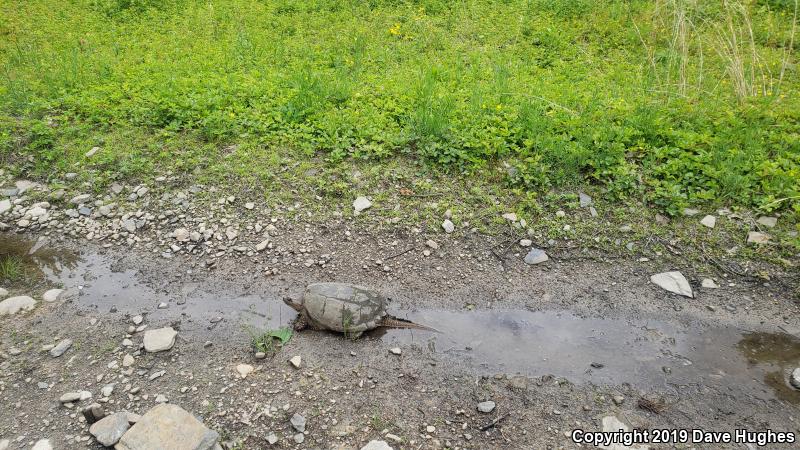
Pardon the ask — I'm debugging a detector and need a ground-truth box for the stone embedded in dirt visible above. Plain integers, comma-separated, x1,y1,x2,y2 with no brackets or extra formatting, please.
42,289,64,302
86,146,100,157
174,228,190,242
236,364,254,379
143,327,177,352
502,212,518,222
442,219,455,234
612,395,625,405
60,390,91,403
155,394,168,403
101,384,115,397
0,287,7,297
700,215,716,228
683,208,700,217
266,433,278,445
519,239,532,247
650,271,693,298
244,202,255,210
255,239,270,252
361,440,394,450
701,278,720,289
83,403,106,424
790,368,800,389
425,239,439,250
31,440,53,450
0,199,11,215
71,193,91,204
50,338,73,357
579,192,593,207
477,401,496,413
123,354,135,367
293,433,305,444
655,214,669,225
290,413,307,432
90,412,130,447
757,216,777,228
0,295,36,315
115,404,219,450
289,355,302,369
601,415,650,449
132,315,143,325
353,196,372,213
747,231,770,244
524,248,549,265
389,347,402,355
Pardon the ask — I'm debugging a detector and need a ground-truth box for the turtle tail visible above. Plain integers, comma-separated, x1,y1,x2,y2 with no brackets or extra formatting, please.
380,316,440,333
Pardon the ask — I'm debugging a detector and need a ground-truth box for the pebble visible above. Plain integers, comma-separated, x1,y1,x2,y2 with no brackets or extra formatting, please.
290,413,307,432
289,355,302,369
757,216,777,228
555,210,566,218
700,215,716,228
524,248,549,265
389,347,402,355
579,192,593,207
747,231,770,244
791,368,800,389
502,212,518,222
42,289,64,302
519,239,532,247
236,364,255,379
442,219,454,234
31,440,53,450
50,339,73,357
143,327,177,352
425,240,439,250
650,271,693,298
477,401,496,413
360,441,393,450
266,433,278,445
244,202,255,210
155,394,168,403
353,196,372,213
701,278,720,289
89,412,130,447
293,433,305,444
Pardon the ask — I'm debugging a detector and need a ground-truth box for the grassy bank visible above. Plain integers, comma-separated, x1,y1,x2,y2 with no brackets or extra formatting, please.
1,0,798,217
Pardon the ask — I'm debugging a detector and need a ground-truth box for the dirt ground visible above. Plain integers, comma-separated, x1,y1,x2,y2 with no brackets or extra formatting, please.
1,225,800,449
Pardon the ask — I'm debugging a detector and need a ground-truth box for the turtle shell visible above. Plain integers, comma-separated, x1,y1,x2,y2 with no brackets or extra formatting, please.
302,283,387,333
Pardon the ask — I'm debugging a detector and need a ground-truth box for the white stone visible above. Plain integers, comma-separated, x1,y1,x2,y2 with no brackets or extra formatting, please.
502,213,518,222
245,202,255,210
524,248,549,265
0,296,36,315
50,339,73,357
477,401,496,413
255,239,270,252
174,228,190,242
700,215,716,228
289,355,302,369
790,368,800,389
143,327,177,353
519,239,532,247
442,219,454,234
31,440,53,450
0,199,11,215
86,146,100,157
360,440,394,450
42,289,64,302
701,278,720,289
290,413,306,432
353,196,372,212
650,271,693,298
389,347,402,355
425,240,438,250
236,364,254,379
122,354,135,367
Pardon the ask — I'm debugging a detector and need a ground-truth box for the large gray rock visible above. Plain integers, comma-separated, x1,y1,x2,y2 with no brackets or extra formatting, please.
649,271,693,298
143,327,177,353
115,404,219,450
0,296,36,315
0,199,11,214
90,412,130,447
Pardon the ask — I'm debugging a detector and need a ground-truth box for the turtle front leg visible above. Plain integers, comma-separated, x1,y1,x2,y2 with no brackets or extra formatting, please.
293,312,309,332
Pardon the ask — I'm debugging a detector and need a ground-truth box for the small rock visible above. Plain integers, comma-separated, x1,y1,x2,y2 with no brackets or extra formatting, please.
90,412,130,447
293,433,305,444
757,216,777,228
442,219,454,234
791,368,800,389
650,271,693,298
555,210,566,218
82,403,106,424
425,240,439,250
502,212,518,222
31,440,53,450
236,364,255,379
360,441,393,450
50,339,73,357
155,394,168,403
42,289,64,302
290,413,307,432
353,196,372,213
131,315,143,325
174,228,190,242
244,202,255,210
700,215,716,228
683,208,700,217
655,214,669,225
524,248,549,265
0,199,11,214
389,347,402,355
266,433,278,445
123,354,135,367
85,146,100,157
701,278,720,289
519,239,532,247
70,193,91,204
612,395,625,405
477,401,496,413
426,425,436,433
143,327,177,353
289,355,302,369
0,287,7,297
60,392,83,403
747,231,770,244
579,192,592,207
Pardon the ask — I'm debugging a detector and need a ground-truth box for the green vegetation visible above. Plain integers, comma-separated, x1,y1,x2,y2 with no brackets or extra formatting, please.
250,326,293,354
1,0,798,216
0,254,23,282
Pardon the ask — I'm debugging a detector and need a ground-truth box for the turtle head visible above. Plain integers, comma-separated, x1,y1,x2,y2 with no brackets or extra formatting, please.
282,296,303,312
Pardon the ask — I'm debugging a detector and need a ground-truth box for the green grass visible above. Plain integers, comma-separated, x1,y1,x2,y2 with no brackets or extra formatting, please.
0,255,23,283
0,0,798,217
250,326,293,354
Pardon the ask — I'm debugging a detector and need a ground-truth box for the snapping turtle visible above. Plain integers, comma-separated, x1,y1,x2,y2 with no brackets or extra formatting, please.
283,282,436,337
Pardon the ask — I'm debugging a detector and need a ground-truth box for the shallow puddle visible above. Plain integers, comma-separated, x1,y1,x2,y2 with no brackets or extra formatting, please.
3,233,800,404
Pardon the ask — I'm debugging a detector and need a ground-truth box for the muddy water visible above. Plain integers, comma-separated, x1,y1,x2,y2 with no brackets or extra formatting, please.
4,234,800,404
